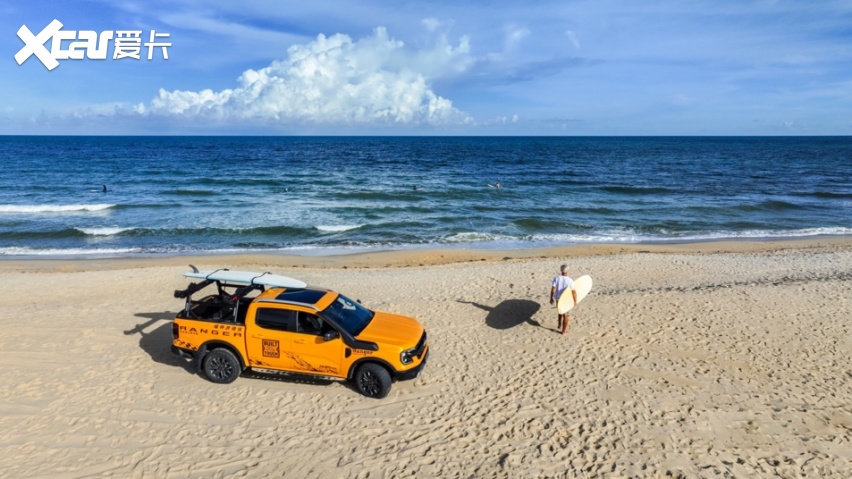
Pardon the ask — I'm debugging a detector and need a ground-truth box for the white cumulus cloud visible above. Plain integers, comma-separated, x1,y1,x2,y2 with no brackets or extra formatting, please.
137,27,473,126
484,114,520,125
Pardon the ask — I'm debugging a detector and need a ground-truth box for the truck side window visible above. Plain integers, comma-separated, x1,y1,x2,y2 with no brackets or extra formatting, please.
256,308,297,332
297,312,324,336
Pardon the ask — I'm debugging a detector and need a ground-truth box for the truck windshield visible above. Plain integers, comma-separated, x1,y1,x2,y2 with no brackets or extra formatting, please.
322,294,374,336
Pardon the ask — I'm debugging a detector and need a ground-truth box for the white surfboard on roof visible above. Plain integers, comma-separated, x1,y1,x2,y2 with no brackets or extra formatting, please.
184,267,306,289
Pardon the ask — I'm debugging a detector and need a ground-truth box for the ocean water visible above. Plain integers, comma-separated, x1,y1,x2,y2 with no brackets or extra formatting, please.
0,136,849,257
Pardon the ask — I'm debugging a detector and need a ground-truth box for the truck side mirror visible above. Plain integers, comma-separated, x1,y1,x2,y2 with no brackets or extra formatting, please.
323,330,340,341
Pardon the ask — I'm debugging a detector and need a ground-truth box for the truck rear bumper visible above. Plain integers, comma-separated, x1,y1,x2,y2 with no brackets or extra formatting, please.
171,346,195,361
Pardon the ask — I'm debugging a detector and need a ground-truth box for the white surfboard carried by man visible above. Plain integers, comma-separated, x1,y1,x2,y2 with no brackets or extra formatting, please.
557,275,593,314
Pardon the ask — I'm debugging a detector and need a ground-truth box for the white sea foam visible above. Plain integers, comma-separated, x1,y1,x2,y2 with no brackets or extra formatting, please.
315,224,364,233
443,232,518,243
0,247,139,256
442,227,852,249
0,204,115,214
75,227,134,236
528,227,852,244
722,227,852,238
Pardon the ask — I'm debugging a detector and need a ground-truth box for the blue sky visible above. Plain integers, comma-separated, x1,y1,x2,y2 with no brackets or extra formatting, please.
3,0,852,135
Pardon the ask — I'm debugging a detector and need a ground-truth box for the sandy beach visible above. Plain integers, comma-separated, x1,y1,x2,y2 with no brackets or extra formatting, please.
0,238,850,478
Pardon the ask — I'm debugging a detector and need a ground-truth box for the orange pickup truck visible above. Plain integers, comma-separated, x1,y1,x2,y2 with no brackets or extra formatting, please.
171,269,428,398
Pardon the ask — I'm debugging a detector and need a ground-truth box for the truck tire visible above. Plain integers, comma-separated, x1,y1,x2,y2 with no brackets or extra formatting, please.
354,363,391,399
202,348,242,384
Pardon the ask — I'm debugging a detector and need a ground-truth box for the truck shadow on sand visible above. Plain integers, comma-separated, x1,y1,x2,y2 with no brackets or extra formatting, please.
459,299,542,329
127,311,346,391
126,311,195,374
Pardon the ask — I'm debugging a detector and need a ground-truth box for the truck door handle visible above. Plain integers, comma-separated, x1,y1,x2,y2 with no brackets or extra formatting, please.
294,339,305,344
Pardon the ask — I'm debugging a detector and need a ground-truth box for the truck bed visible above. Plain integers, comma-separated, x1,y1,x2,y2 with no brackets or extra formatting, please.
177,294,251,324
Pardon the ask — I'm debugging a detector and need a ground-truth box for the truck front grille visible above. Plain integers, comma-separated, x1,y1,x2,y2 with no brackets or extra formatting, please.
412,331,427,359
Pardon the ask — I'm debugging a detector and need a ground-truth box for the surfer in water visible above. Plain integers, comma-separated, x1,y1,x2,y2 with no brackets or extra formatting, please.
487,181,503,189
102,185,108,193
550,264,577,335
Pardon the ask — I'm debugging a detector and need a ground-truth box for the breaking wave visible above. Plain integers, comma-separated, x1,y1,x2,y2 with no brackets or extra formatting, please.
315,224,364,233
0,204,115,214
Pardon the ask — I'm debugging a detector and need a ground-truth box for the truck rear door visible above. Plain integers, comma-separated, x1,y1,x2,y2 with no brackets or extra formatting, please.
246,306,298,371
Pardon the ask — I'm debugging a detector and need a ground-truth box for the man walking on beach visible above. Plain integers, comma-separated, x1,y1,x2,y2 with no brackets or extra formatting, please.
550,264,577,335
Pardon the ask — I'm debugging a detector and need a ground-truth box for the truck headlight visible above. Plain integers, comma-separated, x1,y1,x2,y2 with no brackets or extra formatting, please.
400,348,414,365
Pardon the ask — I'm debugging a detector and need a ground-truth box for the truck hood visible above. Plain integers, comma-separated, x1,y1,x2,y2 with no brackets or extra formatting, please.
357,311,424,349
